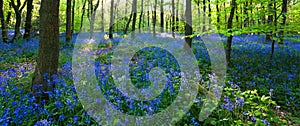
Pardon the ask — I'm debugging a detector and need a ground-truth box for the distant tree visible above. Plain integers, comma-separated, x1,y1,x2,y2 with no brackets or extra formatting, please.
138,0,144,33
278,0,287,44
71,0,75,34
171,0,175,37
226,0,236,66
87,0,100,38
32,0,60,100
131,0,137,38
0,0,8,43
23,0,33,40
66,0,72,42
10,0,27,42
265,2,273,42
160,0,164,32
79,0,87,33
153,0,157,37
109,0,114,38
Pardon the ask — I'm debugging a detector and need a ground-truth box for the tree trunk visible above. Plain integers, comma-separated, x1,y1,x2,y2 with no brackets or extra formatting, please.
32,0,60,101
11,0,27,42
265,2,273,42
0,0,8,43
216,0,220,30
124,13,132,34
109,0,114,38
160,0,164,32
171,0,175,37
99,0,104,32
23,0,33,40
131,0,137,38
66,0,72,42
226,0,236,66
138,0,144,33
79,0,86,33
5,3,12,27
153,0,157,37
278,0,287,44
202,0,206,32
184,0,192,50
71,0,75,34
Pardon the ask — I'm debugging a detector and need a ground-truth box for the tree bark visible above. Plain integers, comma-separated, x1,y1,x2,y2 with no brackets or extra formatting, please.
32,0,60,101
66,0,72,42
138,0,144,33
184,0,192,50
226,0,236,66
109,0,114,38
79,0,87,33
202,0,206,32
160,0,164,32
71,0,75,34
278,0,287,44
171,0,175,37
131,0,137,38
11,0,27,42
23,0,33,40
265,2,273,42
0,0,8,43
153,0,157,37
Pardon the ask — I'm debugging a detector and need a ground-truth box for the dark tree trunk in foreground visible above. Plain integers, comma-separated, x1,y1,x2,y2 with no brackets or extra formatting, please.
109,0,114,38
66,0,72,42
11,0,27,42
0,0,8,43
131,0,137,38
23,0,33,40
32,0,60,101
278,0,287,44
226,0,236,66
184,0,192,49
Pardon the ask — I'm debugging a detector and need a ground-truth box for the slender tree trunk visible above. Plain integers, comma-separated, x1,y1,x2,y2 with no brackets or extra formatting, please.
160,0,164,32
32,0,60,101
79,0,86,33
138,0,144,33
71,0,75,34
184,0,192,50
216,0,220,30
23,0,33,40
208,0,211,27
66,0,72,42
109,0,114,38
153,0,157,37
279,0,287,44
131,0,137,38
0,0,8,43
226,0,236,66
101,0,104,32
265,2,273,42
171,0,175,37
243,1,248,28
5,3,12,27
11,0,27,42
202,0,206,32
124,13,132,34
